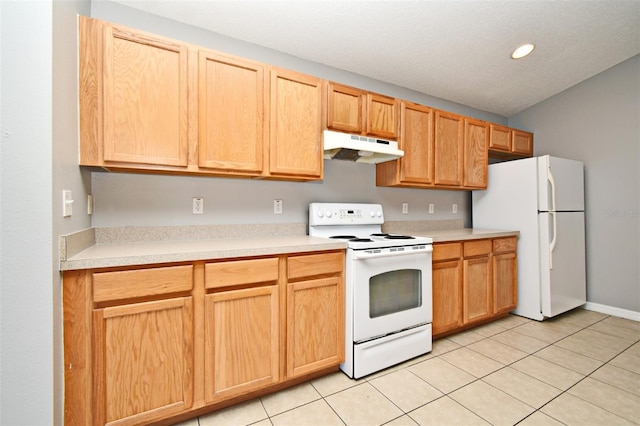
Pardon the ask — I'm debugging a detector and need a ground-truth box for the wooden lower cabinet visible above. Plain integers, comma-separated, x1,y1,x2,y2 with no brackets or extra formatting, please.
432,237,518,339
462,240,493,325
93,298,194,426
204,286,280,402
493,237,518,315
286,252,345,378
432,259,463,336
63,250,344,425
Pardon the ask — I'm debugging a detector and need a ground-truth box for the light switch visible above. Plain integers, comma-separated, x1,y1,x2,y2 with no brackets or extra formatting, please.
63,190,73,217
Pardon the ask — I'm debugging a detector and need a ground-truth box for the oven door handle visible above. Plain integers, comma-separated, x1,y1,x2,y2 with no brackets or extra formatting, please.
352,246,433,260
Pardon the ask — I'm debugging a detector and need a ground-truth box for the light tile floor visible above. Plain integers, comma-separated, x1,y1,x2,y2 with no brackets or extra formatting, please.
176,309,640,426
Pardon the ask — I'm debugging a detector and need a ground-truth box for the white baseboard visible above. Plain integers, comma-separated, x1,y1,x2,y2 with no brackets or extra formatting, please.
584,302,640,322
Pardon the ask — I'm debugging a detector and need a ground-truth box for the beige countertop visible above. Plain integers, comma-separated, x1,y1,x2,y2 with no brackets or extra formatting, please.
407,228,519,243
60,236,347,271
59,223,518,271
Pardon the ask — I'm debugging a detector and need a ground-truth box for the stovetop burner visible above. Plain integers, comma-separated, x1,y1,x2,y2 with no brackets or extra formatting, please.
330,235,357,240
371,233,415,240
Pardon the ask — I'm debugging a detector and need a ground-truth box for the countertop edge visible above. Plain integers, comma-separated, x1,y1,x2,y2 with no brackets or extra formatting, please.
60,237,347,271
408,228,520,243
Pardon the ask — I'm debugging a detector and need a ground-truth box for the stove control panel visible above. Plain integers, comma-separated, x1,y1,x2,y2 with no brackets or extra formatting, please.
309,203,384,226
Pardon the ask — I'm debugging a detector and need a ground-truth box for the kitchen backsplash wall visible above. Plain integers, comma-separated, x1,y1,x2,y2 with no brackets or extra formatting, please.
92,159,471,228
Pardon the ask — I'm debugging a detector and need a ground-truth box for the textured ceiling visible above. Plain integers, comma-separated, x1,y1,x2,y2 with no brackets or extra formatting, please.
111,0,640,117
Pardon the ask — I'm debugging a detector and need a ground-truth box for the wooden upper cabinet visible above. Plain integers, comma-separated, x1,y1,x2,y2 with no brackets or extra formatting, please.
375,101,434,187
398,102,434,184
326,82,364,134
102,22,189,167
512,129,533,156
489,124,533,158
366,93,398,139
489,124,511,151
463,118,488,189
198,51,265,174
326,82,398,139
434,110,464,187
269,68,323,179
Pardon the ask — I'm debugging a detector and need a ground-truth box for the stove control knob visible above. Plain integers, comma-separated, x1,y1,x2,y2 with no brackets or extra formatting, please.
317,210,324,218
376,211,382,217
369,211,375,217
326,210,333,218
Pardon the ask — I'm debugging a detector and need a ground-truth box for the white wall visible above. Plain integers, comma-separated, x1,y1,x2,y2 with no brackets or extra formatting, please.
1,0,90,424
509,55,640,313
1,1,54,424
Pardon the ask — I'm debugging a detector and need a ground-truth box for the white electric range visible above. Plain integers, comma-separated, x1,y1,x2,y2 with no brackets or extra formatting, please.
308,202,433,378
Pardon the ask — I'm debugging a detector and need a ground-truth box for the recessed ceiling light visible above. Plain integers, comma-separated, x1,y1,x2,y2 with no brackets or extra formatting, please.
511,43,535,59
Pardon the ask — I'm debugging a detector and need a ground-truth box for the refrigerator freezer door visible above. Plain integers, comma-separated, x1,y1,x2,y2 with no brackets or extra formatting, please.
537,156,585,212
538,211,587,317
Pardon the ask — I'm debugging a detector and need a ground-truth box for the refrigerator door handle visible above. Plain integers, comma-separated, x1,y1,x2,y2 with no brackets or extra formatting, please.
547,167,558,269
547,166,557,212
549,211,557,269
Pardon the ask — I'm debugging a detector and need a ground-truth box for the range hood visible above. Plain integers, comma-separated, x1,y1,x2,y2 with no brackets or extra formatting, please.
323,130,403,164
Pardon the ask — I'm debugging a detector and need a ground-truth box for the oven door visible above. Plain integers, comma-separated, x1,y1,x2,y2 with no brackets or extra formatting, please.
348,246,432,342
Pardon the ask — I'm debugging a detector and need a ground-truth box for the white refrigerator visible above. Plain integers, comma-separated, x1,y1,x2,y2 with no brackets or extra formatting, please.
472,155,586,321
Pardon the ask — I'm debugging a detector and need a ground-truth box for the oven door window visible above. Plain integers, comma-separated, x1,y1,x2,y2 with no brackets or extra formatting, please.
369,269,422,318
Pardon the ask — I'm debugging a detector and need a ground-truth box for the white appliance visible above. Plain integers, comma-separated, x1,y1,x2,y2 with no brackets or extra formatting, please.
472,155,586,321
323,130,404,164
308,203,433,378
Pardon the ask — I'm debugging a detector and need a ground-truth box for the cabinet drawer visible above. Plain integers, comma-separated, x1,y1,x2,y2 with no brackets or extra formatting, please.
205,258,279,289
93,265,193,302
433,243,462,262
288,252,344,280
493,237,517,254
463,240,492,258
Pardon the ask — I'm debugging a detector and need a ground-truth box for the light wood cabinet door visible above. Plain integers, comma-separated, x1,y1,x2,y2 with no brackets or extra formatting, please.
463,118,488,189
493,252,518,315
463,256,493,324
489,124,512,152
326,82,398,139
399,101,434,184
102,24,189,167
512,129,533,156
434,110,464,187
204,285,279,403
326,82,364,134
93,297,193,425
432,260,464,337
287,276,344,378
366,93,398,139
269,68,323,179
198,51,265,174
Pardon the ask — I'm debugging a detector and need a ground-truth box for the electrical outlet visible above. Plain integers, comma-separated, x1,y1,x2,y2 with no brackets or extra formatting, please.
452,204,458,214
192,197,204,214
274,199,283,214
402,202,409,214
428,203,434,214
